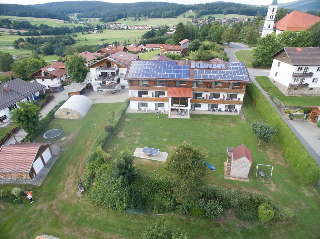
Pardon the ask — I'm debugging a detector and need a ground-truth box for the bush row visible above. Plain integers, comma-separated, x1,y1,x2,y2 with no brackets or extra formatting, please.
246,83,320,185
84,99,129,189
23,100,66,142
0,186,25,202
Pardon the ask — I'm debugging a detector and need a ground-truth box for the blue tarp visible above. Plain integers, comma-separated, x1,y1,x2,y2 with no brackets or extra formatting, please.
203,161,215,171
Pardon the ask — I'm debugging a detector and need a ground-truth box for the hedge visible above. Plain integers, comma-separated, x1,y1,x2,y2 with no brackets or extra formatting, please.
246,83,320,185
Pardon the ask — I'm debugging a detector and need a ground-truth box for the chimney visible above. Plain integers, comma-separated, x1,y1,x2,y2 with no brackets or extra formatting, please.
3,84,10,92
186,59,189,64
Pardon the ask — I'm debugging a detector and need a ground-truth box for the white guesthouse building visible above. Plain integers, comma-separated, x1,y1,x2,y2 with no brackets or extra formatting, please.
269,47,320,96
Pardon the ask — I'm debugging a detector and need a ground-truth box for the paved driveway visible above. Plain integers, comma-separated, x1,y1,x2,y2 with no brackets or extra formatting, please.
225,43,320,167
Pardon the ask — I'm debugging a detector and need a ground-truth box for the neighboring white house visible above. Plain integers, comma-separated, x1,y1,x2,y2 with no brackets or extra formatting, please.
269,47,320,96
31,62,68,92
261,0,278,37
87,51,139,91
179,39,191,49
0,78,45,125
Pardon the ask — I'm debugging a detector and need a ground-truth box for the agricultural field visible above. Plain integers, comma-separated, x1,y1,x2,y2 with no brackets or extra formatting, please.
0,95,319,239
200,14,254,19
256,76,320,107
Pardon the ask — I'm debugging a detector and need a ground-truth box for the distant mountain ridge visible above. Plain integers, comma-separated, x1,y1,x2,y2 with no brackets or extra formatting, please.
279,0,320,12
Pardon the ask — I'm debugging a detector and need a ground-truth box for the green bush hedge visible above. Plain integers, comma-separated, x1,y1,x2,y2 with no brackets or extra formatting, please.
246,83,320,185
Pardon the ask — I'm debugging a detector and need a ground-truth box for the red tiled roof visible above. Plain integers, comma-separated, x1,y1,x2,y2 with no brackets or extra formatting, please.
107,51,139,67
232,145,252,163
43,62,67,78
78,51,97,62
0,143,47,173
163,45,184,51
0,71,13,78
167,87,193,98
146,44,160,48
179,39,190,45
127,46,142,52
275,10,320,31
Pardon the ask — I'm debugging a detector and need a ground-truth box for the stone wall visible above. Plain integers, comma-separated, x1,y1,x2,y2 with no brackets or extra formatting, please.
0,172,30,180
270,79,320,96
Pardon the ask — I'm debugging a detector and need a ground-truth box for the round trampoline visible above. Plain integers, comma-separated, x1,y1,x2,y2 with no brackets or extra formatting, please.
43,127,63,139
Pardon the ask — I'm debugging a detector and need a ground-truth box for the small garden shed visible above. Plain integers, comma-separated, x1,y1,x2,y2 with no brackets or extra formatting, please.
0,143,59,180
54,95,93,119
226,145,253,180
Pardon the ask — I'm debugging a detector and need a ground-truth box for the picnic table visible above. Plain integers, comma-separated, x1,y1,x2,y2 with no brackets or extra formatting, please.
142,147,159,156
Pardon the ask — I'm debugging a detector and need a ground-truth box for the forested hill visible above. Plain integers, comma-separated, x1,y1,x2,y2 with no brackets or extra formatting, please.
0,4,69,21
32,1,267,22
280,0,320,12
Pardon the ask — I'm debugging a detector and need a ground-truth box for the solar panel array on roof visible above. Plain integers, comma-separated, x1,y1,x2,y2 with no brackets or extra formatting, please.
194,62,249,81
128,61,189,79
191,62,226,69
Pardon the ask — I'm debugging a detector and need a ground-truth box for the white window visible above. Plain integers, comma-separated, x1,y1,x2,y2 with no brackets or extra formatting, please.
293,78,299,83
297,67,303,72
312,78,318,83
195,104,201,108
317,67,320,72
141,102,148,107
180,81,186,85
275,72,278,77
216,82,222,86
277,62,281,67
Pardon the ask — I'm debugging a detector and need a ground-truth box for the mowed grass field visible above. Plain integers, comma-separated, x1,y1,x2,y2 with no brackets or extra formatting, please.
1,95,319,238
235,50,254,68
256,76,320,107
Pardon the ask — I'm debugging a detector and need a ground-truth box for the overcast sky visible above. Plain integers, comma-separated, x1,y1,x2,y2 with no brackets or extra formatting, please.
0,0,294,6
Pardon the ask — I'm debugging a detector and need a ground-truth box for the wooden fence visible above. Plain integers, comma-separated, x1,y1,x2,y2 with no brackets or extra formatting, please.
0,127,21,146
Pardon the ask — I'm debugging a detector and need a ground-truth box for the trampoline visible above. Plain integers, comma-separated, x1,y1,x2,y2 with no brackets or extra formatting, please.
43,127,63,139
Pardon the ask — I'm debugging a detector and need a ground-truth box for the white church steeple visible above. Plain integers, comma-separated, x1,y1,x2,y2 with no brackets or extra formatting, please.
261,0,278,37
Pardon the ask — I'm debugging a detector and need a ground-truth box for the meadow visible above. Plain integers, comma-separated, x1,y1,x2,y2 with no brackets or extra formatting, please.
0,95,319,238
200,14,253,19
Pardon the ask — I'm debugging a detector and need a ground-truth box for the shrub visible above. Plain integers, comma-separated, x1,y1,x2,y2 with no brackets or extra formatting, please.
302,107,311,114
199,198,223,220
1,187,13,198
214,44,221,52
11,187,24,200
274,206,294,221
39,94,45,99
251,60,261,68
190,206,205,218
246,83,320,185
258,203,274,222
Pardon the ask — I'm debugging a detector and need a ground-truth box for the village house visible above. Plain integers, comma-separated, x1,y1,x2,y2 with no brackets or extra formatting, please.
0,143,60,180
78,51,98,65
274,10,320,36
145,44,161,51
87,51,139,91
126,58,250,118
162,45,185,56
31,62,67,92
269,47,320,96
179,39,191,49
0,78,45,125
96,46,128,56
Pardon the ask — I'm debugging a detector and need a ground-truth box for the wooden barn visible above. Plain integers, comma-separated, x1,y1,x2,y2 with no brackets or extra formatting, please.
226,145,253,180
0,143,60,180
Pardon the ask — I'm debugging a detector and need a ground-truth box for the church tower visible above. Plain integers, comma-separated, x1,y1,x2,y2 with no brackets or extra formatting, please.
261,0,278,37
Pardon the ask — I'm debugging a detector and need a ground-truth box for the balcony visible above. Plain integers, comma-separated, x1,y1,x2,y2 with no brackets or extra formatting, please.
288,83,309,89
292,72,314,77
191,98,243,105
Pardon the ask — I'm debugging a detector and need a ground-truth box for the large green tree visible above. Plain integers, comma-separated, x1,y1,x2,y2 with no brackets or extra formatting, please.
221,27,238,45
251,121,277,146
277,30,313,47
65,54,88,83
12,57,45,80
184,22,199,41
0,52,14,72
211,23,225,44
275,8,288,23
171,22,186,45
252,33,282,66
165,142,207,213
308,21,320,47
11,101,41,134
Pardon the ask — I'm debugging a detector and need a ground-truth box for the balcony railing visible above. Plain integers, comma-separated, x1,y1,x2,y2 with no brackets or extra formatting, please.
292,72,314,77
96,66,117,71
288,83,309,88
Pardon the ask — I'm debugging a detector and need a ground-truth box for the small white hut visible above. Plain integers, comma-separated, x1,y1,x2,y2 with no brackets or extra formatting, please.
54,95,93,119
226,145,253,180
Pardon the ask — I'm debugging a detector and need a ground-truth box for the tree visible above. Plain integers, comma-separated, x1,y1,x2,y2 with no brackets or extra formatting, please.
252,33,281,66
141,219,188,239
111,149,136,186
211,24,225,44
0,74,11,83
12,57,45,80
277,30,313,47
251,121,277,146
165,142,207,213
308,21,320,47
40,42,54,55
187,39,201,52
221,27,238,45
171,22,186,45
258,203,274,222
184,22,199,41
11,101,40,134
275,8,288,23
65,54,88,83
0,52,14,72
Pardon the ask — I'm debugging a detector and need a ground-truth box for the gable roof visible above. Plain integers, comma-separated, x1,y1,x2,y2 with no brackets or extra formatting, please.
98,46,127,54
232,145,252,163
107,51,139,67
272,47,320,66
0,78,45,111
0,143,48,173
31,62,67,78
275,10,320,31
78,51,97,62
127,46,143,52
179,39,190,45
163,45,184,51
146,44,160,48
150,54,174,61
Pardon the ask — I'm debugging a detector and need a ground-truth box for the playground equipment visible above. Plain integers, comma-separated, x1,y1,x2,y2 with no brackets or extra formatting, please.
203,161,215,171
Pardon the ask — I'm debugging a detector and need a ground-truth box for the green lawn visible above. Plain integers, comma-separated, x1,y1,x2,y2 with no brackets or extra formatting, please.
139,49,163,60
235,50,253,68
0,123,18,139
256,76,320,107
0,99,319,238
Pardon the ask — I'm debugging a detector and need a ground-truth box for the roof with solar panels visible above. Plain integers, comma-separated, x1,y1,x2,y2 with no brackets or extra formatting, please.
125,59,251,83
